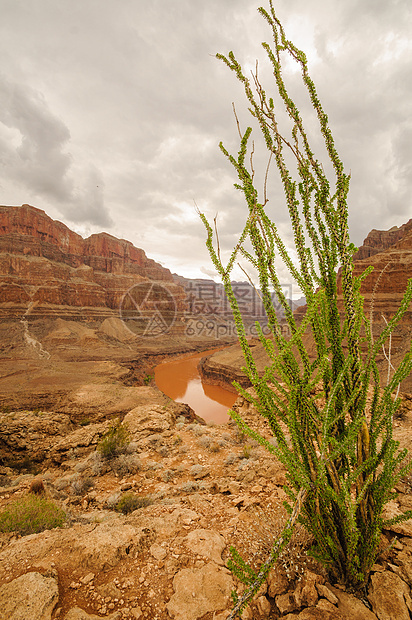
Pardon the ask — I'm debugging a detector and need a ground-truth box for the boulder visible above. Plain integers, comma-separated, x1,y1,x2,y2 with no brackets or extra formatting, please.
184,529,226,565
50,420,113,462
294,570,323,608
0,571,59,620
166,562,233,620
282,608,342,619
328,585,378,620
368,571,412,620
122,405,173,439
64,608,122,620
0,519,155,574
267,564,289,597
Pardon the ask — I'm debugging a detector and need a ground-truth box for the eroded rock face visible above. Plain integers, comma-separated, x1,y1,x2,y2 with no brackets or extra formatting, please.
0,571,59,620
0,410,74,465
201,219,412,392
0,204,185,320
353,219,412,261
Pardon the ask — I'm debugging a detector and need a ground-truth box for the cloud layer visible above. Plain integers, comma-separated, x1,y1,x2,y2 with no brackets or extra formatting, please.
0,0,410,283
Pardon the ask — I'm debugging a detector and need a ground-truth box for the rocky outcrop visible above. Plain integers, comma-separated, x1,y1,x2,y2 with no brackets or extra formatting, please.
166,563,233,620
0,204,185,320
0,571,59,620
339,219,412,380
340,219,412,314
198,343,268,393
0,397,412,618
0,204,171,279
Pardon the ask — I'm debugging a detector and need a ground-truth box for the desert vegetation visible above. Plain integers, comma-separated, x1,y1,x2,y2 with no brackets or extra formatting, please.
0,493,66,536
201,1,412,615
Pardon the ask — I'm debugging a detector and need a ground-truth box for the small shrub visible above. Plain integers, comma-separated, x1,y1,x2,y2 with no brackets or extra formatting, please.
115,493,153,515
0,494,66,535
209,441,221,453
157,446,169,458
161,469,175,482
0,475,10,488
143,374,154,385
89,453,107,477
198,436,211,449
179,481,199,494
79,418,90,427
147,433,163,447
173,434,183,446
71,476,93,496
193,425,207,437
98,423,130,459
241,444,253,459
225,453,239,466
233,429,247,445
144,460,160,470
126,441,140,454
29,479,45,495
111,454,142,476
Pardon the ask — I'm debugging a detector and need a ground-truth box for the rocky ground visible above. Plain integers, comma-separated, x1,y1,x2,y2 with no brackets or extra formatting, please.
1,388,412,620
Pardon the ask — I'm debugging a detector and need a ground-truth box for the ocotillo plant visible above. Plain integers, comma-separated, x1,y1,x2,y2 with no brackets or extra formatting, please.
200,1,412,613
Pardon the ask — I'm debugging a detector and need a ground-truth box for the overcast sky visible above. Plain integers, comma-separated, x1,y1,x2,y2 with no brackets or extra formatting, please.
0,0,411,289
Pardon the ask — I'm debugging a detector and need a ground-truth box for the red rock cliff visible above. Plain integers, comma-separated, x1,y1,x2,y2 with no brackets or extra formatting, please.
352,219,412,261
0,204,184,319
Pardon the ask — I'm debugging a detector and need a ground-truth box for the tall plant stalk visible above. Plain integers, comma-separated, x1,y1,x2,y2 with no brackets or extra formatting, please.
201,1,412,613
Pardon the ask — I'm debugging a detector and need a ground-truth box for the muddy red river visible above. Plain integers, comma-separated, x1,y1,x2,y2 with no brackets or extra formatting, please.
154,348,237,424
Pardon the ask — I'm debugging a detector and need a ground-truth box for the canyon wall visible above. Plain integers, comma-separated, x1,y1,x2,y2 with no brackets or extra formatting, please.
0,204,185,320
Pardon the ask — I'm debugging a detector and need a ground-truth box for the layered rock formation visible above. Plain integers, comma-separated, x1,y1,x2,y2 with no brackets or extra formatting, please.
0,204,184,320
353,219,412,261
340,219,412,370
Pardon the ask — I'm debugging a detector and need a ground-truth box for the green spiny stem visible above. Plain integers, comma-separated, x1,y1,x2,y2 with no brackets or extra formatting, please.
201,1,412,604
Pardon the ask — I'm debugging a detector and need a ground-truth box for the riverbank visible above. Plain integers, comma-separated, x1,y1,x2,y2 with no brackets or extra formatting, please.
154,348,238,424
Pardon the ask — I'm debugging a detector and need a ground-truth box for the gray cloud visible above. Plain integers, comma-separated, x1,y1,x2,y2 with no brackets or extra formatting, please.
0,0,410,279
0,76,112,227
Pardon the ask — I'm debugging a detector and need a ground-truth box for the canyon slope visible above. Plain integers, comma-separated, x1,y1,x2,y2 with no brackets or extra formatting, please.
0,205,220,414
